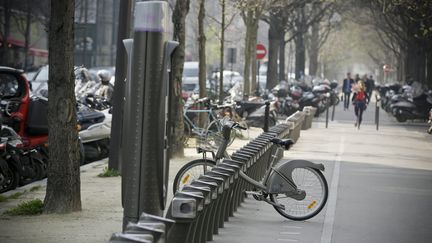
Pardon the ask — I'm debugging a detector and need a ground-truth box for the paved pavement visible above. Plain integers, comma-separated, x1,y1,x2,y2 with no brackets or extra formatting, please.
1,97,431,243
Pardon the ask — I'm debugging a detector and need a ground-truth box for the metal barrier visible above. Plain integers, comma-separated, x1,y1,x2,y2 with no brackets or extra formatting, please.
164,123,291,243
302,106,317,130
109,122,296,243
285,111,305,143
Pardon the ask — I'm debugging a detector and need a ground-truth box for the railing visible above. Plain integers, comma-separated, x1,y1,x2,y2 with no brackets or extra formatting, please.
109,112,308,243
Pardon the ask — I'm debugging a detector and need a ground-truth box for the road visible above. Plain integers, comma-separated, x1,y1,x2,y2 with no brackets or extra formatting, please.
213,97,432,243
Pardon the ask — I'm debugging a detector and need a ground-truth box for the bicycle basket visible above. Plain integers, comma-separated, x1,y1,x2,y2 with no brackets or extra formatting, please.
194,128,224,152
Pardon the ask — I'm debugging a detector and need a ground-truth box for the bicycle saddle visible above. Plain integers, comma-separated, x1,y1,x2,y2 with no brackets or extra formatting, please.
270,138,294,150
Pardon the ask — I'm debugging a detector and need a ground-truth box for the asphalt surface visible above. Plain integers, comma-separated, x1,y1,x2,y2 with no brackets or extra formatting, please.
213,96,432,243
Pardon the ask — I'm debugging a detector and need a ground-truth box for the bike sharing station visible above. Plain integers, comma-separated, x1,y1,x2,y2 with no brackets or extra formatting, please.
109,2,328,242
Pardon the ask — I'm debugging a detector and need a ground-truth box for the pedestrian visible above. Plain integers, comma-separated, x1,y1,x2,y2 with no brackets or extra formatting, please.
354,73,360,82
342,72,355,110
365,75,375,102
352,80,369,128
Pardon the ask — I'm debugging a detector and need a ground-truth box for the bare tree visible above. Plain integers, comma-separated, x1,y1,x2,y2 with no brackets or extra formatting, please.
44,0,81,213
236,0,271,98
170,0,190,157
0,0,13,66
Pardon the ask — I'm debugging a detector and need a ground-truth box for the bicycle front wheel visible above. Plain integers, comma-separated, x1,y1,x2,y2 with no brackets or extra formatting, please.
173,159,216,194
270,167,328,221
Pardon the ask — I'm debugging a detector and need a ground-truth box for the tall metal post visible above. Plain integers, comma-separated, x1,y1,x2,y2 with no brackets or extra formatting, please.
121,1,171,230
331,104,336,121
108,0,132,171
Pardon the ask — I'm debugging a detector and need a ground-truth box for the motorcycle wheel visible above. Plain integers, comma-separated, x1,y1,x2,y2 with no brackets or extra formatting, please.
31,153,47,180
428,125,432,134
0,161,19,193
79,140,85,165
395,114,407,123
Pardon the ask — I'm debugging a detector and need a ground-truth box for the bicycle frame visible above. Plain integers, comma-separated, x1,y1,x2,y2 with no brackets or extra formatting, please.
183,106,218,134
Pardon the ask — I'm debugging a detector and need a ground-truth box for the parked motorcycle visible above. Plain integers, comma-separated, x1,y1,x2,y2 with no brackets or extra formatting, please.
0,124,46,192
0,136,19,193
391,92,432,122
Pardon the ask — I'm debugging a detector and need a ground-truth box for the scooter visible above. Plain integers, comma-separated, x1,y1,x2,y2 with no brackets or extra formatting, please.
391,93,432,122
77,104,111,162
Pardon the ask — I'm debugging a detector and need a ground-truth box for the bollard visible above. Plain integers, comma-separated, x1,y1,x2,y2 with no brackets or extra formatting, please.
325,101,329,128
331,104,336,121
375,94,380,131
263,101,270,132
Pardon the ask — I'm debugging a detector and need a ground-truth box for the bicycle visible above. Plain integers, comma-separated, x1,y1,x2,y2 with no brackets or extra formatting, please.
173,118,328,221
183,97,239,147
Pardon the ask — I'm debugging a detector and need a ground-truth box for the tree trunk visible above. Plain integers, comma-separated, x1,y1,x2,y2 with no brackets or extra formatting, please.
24,0,31,71
219,0,225,104
44,0,81,214
279,38,286,81
295,8,306,81
308,21,319,77
267,11,283,90
243,12,252,99
170,0,190,158
251,20,258,94
295,33,306,80
427,48,432,87
0,0,12,66
198,0,207,126
405,40,423,82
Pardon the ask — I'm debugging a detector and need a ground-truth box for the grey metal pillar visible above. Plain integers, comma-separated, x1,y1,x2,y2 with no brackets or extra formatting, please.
121,1,173,230
109,0,132,171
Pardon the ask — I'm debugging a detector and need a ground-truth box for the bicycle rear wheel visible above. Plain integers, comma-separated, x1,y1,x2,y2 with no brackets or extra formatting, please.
173,159,216,194
270,167,328,221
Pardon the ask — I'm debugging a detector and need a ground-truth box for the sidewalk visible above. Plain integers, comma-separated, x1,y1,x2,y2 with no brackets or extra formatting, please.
0,128,262,243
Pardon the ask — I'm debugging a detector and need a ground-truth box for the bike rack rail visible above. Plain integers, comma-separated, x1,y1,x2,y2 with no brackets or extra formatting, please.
109,113,306,243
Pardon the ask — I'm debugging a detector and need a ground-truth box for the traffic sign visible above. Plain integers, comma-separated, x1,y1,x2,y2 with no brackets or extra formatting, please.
256,44,267,60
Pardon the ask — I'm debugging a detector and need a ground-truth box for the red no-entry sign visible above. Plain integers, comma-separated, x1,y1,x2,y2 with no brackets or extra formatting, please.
256,44,267,60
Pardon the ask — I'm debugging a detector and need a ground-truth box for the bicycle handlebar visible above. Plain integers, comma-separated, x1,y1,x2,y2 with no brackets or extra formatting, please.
233,123,247,130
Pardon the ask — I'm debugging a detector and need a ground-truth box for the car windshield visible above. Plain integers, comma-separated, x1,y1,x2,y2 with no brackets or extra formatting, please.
32,80,48,98
183,68,198,77
0,73,21,98
33,66,49,81
183,83,197,91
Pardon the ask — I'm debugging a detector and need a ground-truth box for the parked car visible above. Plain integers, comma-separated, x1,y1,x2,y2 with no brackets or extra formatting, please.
182,62,199,94
211,70,244,91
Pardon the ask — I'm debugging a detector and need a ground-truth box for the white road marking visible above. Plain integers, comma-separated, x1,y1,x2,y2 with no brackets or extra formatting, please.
277,239,298,242
282,226,302,229
280,232,301,235
320,135,344,243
